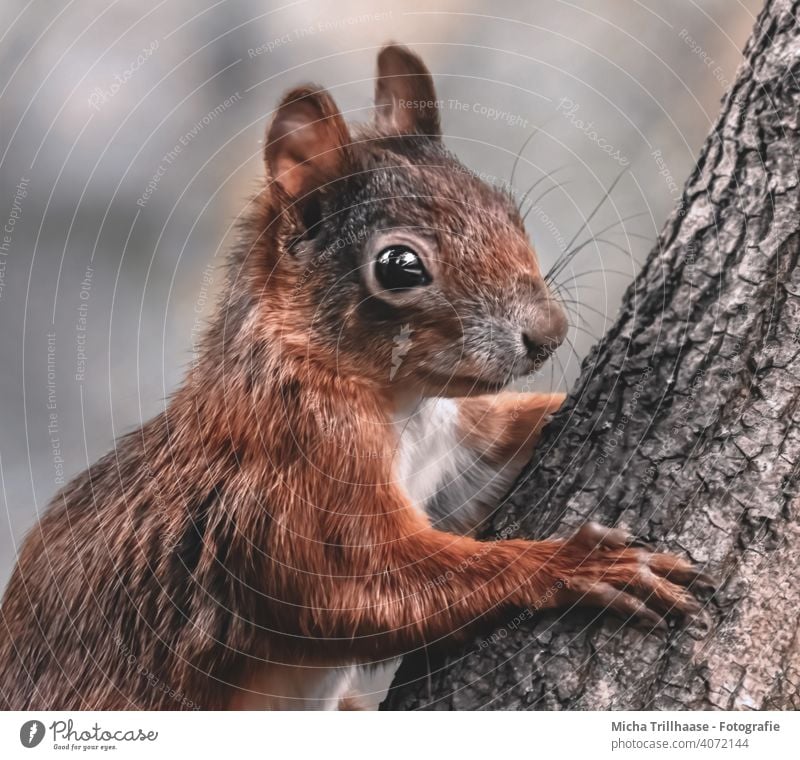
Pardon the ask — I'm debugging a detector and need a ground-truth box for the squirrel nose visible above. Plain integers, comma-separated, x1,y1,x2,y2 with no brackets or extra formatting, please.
522,302,568,361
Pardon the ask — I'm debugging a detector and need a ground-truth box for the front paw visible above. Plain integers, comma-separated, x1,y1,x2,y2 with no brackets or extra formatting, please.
552,522,715,629
538,392,566,431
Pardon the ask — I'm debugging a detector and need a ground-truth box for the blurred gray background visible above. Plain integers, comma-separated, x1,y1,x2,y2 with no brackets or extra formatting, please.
0,0,761,587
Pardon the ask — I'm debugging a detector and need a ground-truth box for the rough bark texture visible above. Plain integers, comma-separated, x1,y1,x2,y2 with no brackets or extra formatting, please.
387,0,800,710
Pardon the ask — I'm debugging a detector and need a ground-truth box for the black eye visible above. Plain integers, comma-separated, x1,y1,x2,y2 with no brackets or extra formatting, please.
374,245,431,291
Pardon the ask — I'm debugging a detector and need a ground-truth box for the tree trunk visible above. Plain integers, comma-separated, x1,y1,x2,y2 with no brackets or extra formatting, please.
387,0,800,711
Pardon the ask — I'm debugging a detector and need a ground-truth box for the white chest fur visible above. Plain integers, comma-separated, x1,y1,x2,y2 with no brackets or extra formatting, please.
392,397,513,534
392,397,462,508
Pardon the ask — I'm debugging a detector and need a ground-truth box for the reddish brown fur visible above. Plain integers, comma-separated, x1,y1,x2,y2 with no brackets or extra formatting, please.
0,44,704,711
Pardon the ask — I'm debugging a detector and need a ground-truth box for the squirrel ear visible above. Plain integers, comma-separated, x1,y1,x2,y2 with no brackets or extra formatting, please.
265,85,350,202
374,43,441,138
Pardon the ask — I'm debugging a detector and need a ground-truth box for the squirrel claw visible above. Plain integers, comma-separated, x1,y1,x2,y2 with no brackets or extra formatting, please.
626,536,657,552
647,553,718,595
691,572,718,594
568,579,668,630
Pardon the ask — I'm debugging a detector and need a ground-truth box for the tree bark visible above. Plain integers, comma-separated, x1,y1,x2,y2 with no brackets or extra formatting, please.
387,0,800,710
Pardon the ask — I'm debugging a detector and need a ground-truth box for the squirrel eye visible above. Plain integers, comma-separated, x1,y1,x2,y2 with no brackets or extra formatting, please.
374,245,431,291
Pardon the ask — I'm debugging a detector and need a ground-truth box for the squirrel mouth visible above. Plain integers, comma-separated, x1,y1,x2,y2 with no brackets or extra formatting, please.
414,350,556,394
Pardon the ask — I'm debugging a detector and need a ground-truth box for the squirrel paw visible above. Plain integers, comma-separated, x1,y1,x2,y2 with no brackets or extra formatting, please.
555,521,715,630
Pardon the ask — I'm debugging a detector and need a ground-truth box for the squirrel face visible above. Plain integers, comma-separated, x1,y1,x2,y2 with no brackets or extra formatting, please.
259,45,567,397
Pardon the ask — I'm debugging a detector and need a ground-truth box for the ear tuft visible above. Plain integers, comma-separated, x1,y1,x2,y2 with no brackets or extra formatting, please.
375,43,441,138
265,85,350,202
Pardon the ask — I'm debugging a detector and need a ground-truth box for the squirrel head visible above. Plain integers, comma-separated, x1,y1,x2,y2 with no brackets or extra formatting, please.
251,43,567,398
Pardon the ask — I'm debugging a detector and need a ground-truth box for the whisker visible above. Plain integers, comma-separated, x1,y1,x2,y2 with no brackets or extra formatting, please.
517,165,568,214
509,115,559,189
561,168,629,253
521,180,572,223
553,259,638,301
550,279,580,302
555,266,636,286
552,280,605,297
607,229,654,243
553,236,643,277
568,321,604,342
582,211,652,240
562,310,604,343
556,295,607,333
560,332,583,364
551,350,567,387
597,237,646,266
553,212,651,275
554,296,610,325
545,173,637,284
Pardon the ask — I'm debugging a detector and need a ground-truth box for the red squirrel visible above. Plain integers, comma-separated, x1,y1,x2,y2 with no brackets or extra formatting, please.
0,44,707,710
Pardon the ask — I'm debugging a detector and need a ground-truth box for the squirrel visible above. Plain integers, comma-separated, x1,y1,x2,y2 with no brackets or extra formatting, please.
0,44,708,710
